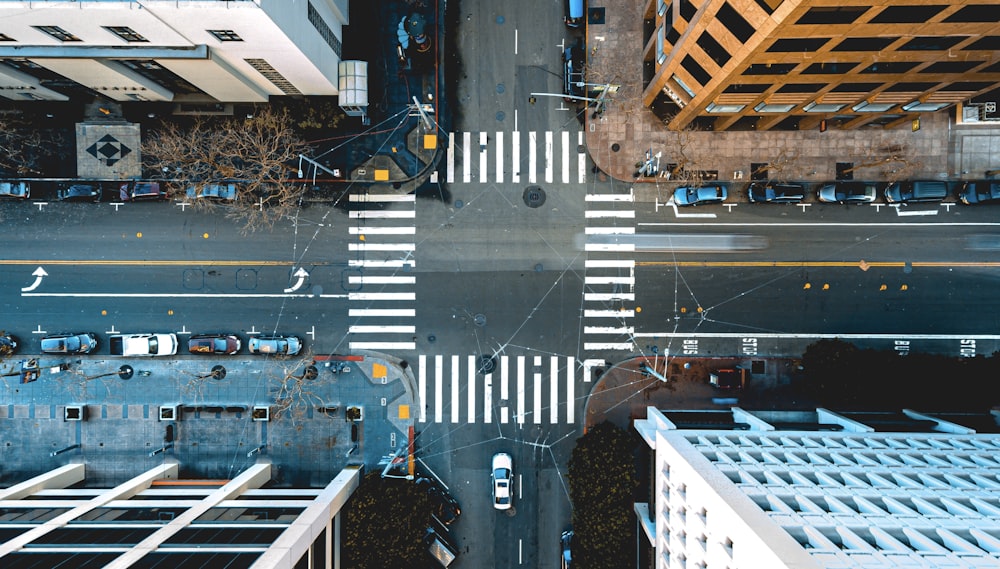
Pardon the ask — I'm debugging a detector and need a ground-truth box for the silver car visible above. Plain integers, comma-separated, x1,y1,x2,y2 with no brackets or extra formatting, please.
248,335,302,356
817,182,877,204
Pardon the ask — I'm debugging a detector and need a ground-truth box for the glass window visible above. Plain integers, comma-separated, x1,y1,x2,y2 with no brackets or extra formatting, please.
104,26,148,43
0,34,14,42
963,36,1000,51
697,32,731,67
767,38,830,52
832,37,898,51
681,55,712,86
679,0,697,21
657,25,666,64
777,83,824,93
859,61,919,74
705,102,746,113
899,36,968,51
870,5,946,23
667,27,681,45
944,5,1000,23
34,26,81,42
802,61,859,74
743,63,798,75
658,0,668,16
208,30,243,42
754,102,796,112
920,61,984,74
795,7,868,25
803,102,846,112
716,2,755,43
852,101,896,112
902,101,948,111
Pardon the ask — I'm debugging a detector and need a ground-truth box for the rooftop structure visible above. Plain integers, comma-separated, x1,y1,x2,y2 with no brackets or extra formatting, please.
634,406,1000,568
642,0,1000,131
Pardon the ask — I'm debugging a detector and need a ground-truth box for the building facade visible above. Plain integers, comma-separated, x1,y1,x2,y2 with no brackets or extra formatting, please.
0,461,360,568
634,406,1000,568
0,0,349,104
642,0,1000,131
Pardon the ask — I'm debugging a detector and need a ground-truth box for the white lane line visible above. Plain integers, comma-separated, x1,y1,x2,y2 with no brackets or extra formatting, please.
419,355,427,423
528,131,537,183
479,131,488,183
638,221,995,227
22,292,350,299
584,292,635,301
586,259,635,268
634,332,1000,340
585,226,635,234
512,131,520,183
565,356,575,424
349,210,416,218
585,326,635,335
585,342,635,350
463,132,471,183
585,309,636,318
348,276,416,284
348,243,415,251
545,131,553,184
550,356,558,424
349,194,416,202
585,244,636,252
496,131,504,184
578,131,586,184
500,355,509,424
484,372,493,424
348,325,416,333
561,131,570,184
348,292,416,300
348,260,415,268
447,132,455,183
468,355,476,424
349,226,415,234
451,355,460,423
349,308,416,317
435,355,443,423
585,210,636,218
349,341,416,350
516,355,525,425
585,276,635,285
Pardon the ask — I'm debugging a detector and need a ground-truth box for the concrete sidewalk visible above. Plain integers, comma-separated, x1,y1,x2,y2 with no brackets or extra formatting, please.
0,351,415,486
583,1,1000,203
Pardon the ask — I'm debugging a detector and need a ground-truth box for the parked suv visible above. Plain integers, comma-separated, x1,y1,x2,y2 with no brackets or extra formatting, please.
120,181,167,202
883,180,948,204
959,180,1000,205
747,182,805,204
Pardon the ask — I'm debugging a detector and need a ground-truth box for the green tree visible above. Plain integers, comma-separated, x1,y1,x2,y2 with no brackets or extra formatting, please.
342,472,432,569
568,421,639,569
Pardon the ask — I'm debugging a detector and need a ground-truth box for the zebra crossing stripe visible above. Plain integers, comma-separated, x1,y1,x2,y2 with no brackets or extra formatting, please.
585,342,634,351
585,191,634,202
578,132,586,184
348,292,416,301
584,309,636,318
561,131,570,184
586,226,635,234
528,132,537,184
533,357,542,425
348,325,416,333
516,355,525,424
463,132,471,183
585,210,635,218
484,372,493,424
349,308,416,317
451,355,460,424
349,341,415,350
349,210,416,219
584,292,635,301
349,226,415,234
550,356,558,424
349,260,415,268
479,132,488,184
467,355,476,424
349,194,415,202
500,355,509,424
496,131,504,184
419,355,427,423
348,243,414,251
585,259,635,268
435,355,443,423
566,356,574,424
585,326,635,335
447,133,455,183
512,132,520,183
585,243,635,252
585,275,634,285
545,131,553,184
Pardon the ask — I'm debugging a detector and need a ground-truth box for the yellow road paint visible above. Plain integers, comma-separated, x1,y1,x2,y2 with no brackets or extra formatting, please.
637,260,1000,268
136,232,142,238
822,283,830,290
901,284,909,291
803,283,811,289
168,309,174,316
636,306,642,313
372,363,387,379
424,134,437,149
203,233,209,239
101,310,107,316
880,284,888,291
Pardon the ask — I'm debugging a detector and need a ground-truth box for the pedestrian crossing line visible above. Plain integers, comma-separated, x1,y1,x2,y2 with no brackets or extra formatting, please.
419,356,428,423
528,131,537,184
349,260,416,268
585,243,635,252
586,192,635,202
467,355,476,424
451,355,460,423
349,226,415,234
348,194,416,202
585,210,635,218
463,132,472,183
545,131,554,184
566,357,575,423
348,275,416,284
349,308,415,317
585,226,635,234
533,367,542,425
349,210,416,219
585,342,634,351
550,356,558,424
484,372,493,424
584,292,635,301
584,309,636,318
479,132,488,184
447,130,587,186
512,132,520,183
348,243,415,251
496,131,504,184
349,341,416,350
561,131,570,184
585,275,634,285
516,355,525,424
435,355,443,423
585,326,635,335
348,325,416,334
348,292,416,301
585,259,635,268
447,133,456,184
578,132,586,184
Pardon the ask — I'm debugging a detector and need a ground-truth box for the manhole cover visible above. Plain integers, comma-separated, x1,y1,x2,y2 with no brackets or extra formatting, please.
478,355,497,374
473,313,487,327
523,186,546,208
211,365,227,380
611,143,621,152
118,365,134,380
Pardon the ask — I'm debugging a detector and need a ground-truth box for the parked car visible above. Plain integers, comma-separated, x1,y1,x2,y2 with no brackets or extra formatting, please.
563,41,585,101
0,181,30,199
57,184,100,202
248,335,302,356
109,333,177,356
417,477,462,526
959,180,1000,205
491,452,513,510
0,333,18,356
816,181,877,204
561,529,574,569
747,182,805,204
119,181,166,202
41,333,98,354
883,180,948,204
673,184,727,206
186,183,237,202
188,334,241,355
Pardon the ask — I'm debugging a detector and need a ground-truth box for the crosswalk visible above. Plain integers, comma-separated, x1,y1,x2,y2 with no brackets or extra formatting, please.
445,130,588,185
584,189,637,352
347,193,417,351
417,355,579,425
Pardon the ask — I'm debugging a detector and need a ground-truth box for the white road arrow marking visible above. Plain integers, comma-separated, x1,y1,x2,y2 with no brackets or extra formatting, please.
21,267,48,292
283,267,310,293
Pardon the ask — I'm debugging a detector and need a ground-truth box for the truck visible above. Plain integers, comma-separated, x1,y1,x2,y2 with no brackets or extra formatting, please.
108,334,178,357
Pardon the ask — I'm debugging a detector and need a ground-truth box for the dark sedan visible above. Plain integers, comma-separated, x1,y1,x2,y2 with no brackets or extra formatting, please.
747,182,805,204
959,180,1000,205
41,333,98,354
188,334,241,355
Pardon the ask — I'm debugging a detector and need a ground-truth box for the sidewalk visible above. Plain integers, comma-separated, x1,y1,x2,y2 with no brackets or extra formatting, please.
584,1,1000,203
0,350,415,486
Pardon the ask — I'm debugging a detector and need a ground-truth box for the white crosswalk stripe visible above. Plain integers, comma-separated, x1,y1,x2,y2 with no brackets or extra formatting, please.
446,130,587,185
417,355,580,425
584,188,637,352
347,192,416,350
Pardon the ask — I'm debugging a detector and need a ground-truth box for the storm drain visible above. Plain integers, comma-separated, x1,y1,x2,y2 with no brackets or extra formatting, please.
523,186,546,208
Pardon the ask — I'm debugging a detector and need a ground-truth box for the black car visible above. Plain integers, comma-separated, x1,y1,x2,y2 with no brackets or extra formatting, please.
57,184,100,202
417,477,461,526
747,182,806,204
0,333,18,356
563,41,585,102
959,180,1000,205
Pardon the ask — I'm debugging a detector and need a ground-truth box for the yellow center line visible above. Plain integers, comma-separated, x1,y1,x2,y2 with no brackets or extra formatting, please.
0,260,307,266
636,261,1000,268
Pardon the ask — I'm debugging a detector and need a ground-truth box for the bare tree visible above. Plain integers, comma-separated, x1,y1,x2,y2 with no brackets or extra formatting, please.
142,107,311,233
0,116,66,176
841,132,923,182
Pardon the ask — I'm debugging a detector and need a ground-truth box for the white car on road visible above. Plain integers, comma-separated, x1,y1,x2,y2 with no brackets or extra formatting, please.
492,452,513,510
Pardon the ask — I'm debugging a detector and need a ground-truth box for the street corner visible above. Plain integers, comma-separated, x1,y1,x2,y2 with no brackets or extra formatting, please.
351,351,417,433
